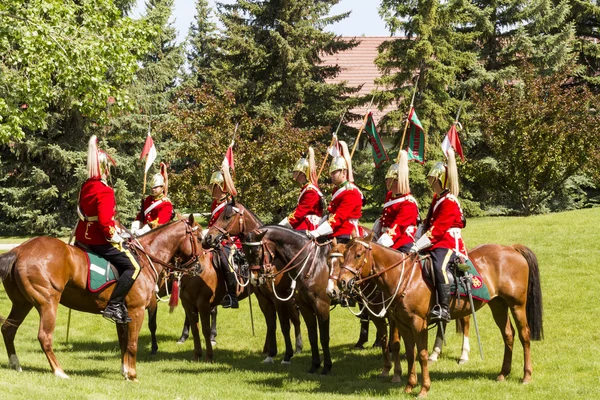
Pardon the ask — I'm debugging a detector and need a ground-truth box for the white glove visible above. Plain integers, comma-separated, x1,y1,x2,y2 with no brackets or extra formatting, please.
109,232,124,244
135,224,151,236
278,217,292,228
307,230,320,239
414,234,432,251
409,244,419,254
201,228,209,239
131,220,141,232
376,233,394,247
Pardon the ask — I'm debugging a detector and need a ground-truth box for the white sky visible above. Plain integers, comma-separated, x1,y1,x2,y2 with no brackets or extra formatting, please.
134,0,391,43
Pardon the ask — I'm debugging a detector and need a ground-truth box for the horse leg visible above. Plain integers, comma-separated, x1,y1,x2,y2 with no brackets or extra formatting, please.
298,303,320,373
209,307,217,346
35,295,68,378
399,325,417,393
372,316,391,378
428,321,446,362
415,326,431,398
117,322,128,377
184,305,202,362
276,303,294,364
458,316,471,365
489,299,514,381
256,292,277,362
316,299,331,375
289,301,303,354
177,315,190,344
1,302,33,372
123,307,144,381
390,321,402,383
199,304,214,362
509,304,532,383
147,302,158,355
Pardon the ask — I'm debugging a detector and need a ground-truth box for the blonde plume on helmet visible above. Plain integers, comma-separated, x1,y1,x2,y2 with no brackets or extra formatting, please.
160,162,168,196
339,141,354,182
445,148,459,196
396,150,410,195
87,135,100,179
221,158,237,196
307,147,318,187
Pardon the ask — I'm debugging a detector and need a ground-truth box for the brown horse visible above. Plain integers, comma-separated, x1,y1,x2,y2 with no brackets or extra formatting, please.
338,238,543,397
328,239,402,382
0,215,202,381
204,201,303,363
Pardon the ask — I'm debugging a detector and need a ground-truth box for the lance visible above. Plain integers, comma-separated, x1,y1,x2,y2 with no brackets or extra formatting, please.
350,88,378,159
397,75,420,163
317,109,346,180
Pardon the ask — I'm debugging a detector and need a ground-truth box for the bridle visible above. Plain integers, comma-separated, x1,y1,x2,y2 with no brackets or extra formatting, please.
210,205,248,240
129,219,204,278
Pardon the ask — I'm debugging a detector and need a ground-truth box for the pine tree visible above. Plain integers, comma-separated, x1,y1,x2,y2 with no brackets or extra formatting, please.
186,0,220,86
569,0,600,88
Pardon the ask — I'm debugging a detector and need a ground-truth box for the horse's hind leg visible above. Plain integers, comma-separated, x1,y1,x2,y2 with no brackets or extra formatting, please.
276,303,294,364
289,301,303,354
372,316,391,377
389,321,402,383
147,301,158,355
1,302,33,372
489,299,514,381
458,316,471,365
199,304,214,362
510,304,532,383
35,296,68,378
428,322,446,362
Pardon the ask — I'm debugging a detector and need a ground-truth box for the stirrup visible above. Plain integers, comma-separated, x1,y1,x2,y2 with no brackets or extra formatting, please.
428,304,450,323
220,294,239,309
102,304,131,324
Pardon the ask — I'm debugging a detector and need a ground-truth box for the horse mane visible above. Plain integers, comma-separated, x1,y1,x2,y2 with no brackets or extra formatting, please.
224,201,263,225
135,218,183,238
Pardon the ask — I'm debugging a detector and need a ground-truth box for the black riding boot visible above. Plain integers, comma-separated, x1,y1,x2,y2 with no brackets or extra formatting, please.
429,283,451,323
220,268,239,309
103,275,136,324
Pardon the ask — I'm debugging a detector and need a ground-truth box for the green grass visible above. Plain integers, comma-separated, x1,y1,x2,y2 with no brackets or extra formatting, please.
1,208,599,399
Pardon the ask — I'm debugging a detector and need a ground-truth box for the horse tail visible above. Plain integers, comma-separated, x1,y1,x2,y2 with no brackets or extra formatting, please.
0,250,16,282
512,244,544,341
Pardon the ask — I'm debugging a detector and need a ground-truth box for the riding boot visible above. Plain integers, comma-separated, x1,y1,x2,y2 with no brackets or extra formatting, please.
429,283,451,323
220,268,239,309
103,275,136,324
354,318,370,349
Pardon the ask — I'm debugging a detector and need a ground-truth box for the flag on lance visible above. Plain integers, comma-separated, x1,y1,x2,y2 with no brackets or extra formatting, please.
406,107,425,164
140,129,157,173
441,123,465,161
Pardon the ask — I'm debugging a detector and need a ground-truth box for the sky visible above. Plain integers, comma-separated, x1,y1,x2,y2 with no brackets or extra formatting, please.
134,0,391,43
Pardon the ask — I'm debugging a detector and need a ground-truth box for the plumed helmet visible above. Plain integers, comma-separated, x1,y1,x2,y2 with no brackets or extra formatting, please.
329,156,348,173
427,162,447,189
385,163,400,180
293,157,309,178
151,173,165,188
87,135,116,180
329,141,354,182
210,170,225,191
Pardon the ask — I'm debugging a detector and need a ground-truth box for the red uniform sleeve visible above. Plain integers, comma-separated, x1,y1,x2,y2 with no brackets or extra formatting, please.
328,190,361,232
427,199,459,244
289,189,320,229
155,200,173,225
96,185,117,239
388,201,419,241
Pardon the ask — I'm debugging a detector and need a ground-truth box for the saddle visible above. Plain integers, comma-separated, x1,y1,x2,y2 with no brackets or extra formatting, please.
419,255,491,302
75,242,119,292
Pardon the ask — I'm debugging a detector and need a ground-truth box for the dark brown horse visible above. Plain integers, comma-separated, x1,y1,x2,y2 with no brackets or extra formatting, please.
338,238,543,397
328,239,402,381
0,215,202,381
204,202,303,363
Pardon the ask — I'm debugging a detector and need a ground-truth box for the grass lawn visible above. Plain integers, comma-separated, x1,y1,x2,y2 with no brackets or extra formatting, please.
0,208,599,399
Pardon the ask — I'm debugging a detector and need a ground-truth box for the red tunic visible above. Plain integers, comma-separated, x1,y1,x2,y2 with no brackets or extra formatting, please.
380,191,419,250
209,197,241,248
327,181,363,237
425,191,467,257
75,178,117,245
136,195,173,228
288,183,324,231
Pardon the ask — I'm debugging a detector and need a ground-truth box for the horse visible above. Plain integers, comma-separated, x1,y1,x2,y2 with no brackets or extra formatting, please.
240,225,334,373
204,201,303,362
328,239,402,381
338,237,543,397
0,215,203,381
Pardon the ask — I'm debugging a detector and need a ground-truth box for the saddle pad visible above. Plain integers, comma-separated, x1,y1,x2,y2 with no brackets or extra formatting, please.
83,251,117,292
454,259,491,302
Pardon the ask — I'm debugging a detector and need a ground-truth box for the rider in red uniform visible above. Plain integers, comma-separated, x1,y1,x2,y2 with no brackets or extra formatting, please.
279,147,324,231
205,166,241,309
376,150,419,253
132,166,173,235
309,141,363,244
75,136,141,324
412,148,467,323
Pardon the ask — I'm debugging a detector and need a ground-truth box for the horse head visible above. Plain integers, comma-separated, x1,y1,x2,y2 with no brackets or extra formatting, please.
241,229,271,283
337,234,374,296
204,201,263,248
326,237,345,301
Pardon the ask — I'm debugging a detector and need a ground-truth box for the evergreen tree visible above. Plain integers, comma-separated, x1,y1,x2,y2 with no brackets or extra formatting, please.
186,0,220,86
569,0,600,89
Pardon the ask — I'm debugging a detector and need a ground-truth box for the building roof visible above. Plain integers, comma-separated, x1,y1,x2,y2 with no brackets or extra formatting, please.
321,36,399,129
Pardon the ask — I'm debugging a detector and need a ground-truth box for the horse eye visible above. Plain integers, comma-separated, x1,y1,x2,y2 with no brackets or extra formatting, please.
355,253,361,259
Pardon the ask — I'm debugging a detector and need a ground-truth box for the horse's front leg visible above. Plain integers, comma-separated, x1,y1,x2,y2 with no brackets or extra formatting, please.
415,326,431,398
315,296,332,375
389,320,402,383
147,298,158,355
298,302,320,373
199,303,214,362
275,302,294,364
124,306,144,382
116,322,128,377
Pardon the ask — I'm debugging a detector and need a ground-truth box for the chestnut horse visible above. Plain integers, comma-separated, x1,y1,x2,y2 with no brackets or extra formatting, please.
0,215,202,381
338,238,543,397
241,225,334,373
204,202,303,363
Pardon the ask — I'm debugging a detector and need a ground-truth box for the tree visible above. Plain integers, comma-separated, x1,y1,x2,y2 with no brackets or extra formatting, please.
0,0,153,143
471,64,600,215
569,0,600,89
186,0,220,86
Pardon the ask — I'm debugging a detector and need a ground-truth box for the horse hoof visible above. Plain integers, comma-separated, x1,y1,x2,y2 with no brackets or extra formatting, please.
380,370,390,378
211,340,217,347
177,336,188,344
496,374,506,382
320,366,331,375
417,390,428,398
263,356,274,364
392,375,402,384
308,366,319,374
54,370,70,379
295,346,303,354
281,360,291,365
458,358,468,365
522,377,532,384
8,355,22,372
403,385,413,393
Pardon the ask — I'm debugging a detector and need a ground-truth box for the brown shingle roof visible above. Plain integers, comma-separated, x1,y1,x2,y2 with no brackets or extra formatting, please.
321,36,400,129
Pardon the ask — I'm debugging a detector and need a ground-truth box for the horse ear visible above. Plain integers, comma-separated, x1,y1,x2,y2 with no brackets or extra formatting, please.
231,196,236,206
188,213,195,224
332,237,337,247
365,232,374,242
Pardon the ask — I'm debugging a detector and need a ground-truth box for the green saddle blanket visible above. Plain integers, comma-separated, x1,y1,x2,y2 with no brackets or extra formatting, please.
84,251,117,292
451,258,491,302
